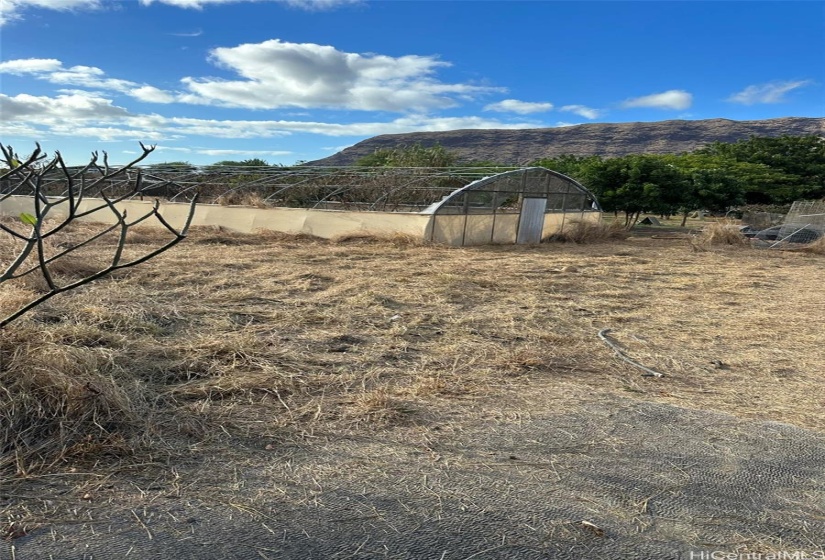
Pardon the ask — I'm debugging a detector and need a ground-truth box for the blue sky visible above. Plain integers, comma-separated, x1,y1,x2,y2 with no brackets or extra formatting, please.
1,0,823,166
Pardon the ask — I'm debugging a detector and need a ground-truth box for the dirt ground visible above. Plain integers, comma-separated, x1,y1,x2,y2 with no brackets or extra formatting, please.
2,225,824,558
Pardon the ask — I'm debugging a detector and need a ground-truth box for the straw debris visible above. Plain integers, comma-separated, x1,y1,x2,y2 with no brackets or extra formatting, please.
1,225,823,480
544,219,629,244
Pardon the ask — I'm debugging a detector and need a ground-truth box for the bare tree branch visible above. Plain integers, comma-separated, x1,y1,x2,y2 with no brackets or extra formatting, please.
0,142,197,329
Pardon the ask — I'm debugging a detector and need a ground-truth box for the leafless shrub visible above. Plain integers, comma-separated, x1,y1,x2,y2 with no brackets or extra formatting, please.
0,142,197,328
0,142,199,472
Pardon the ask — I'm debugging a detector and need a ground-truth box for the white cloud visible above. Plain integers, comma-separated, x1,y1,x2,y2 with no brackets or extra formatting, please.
1,91,542,143
139,0,359,10
0,92,130,122
63,126,167,142
131,86,177,103
559,104,602,119
169,29,203,37
47,65,137,92
279,0,360,9
621,89,693,110
160,114,537,138
0,58,177,104
0,44,503,113
0,0,356,24
153,146,194,153
0,58,63,74
727,80,813,105
0,92,171,141
0,121,42,138
484,99,553,114
0,0,102,26
322,144,354,152
178,39,504,111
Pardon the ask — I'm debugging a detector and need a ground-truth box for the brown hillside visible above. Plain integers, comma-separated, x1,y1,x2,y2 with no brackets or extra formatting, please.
307,117,825,166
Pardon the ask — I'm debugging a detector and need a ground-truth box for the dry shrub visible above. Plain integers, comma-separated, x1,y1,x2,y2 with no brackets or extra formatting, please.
190,225,324,246
124,226,172,245
0,286,40,318
215,191,268,208
37,254,105,280
0,324,148,473
692,221,748,249
789,234,825,255
252,229,326,243
0,312,219,474
331,232,426,246
544,219,629,244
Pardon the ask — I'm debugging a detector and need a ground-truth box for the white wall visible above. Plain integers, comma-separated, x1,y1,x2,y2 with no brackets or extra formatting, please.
0,196,432,240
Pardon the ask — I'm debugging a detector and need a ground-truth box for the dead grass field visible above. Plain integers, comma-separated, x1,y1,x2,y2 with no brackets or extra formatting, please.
1,220,824,475
2,219,825,554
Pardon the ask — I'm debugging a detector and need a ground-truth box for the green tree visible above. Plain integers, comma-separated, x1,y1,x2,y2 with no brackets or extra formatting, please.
662,153,745,225
697,136,825,203
683,168,743,226
212,158,272,167
531,155,602,179
144,161,199,174
355,143,457,167
577,155,688,227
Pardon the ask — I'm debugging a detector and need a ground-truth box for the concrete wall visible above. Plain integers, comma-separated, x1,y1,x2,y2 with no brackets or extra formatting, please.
0,196,432,240
1,195,601,246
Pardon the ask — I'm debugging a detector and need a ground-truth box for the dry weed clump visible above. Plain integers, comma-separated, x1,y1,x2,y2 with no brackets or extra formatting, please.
124,226,173,245
331,232,426,246
789,234,825,255
189,225,325,246
0,323,146,473
0,304,228,474
693,220,748,248
544,219,629,244
215,191,269,208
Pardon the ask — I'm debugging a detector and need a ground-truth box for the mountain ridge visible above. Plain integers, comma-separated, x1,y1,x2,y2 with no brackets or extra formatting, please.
306,117,825,166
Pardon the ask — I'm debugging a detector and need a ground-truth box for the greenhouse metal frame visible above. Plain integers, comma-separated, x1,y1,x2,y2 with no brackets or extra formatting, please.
1,166,602,246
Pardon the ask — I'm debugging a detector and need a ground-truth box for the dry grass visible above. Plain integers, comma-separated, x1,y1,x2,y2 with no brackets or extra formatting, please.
214,191,269,208
2,223,824,481
693,220,748,248
544,219,630,243
791,234,825,255
331,231,426,246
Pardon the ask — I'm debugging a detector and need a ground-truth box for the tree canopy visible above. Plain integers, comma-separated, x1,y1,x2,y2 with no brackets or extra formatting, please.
355,143,457,167
533,135,824,225
211,158,272,167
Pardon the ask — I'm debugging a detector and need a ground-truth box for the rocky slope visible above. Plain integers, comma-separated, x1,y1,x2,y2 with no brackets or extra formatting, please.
307,117,824,166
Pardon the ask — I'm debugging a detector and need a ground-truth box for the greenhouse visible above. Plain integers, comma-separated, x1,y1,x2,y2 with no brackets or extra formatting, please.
1,165,602,246
421,167,602,245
